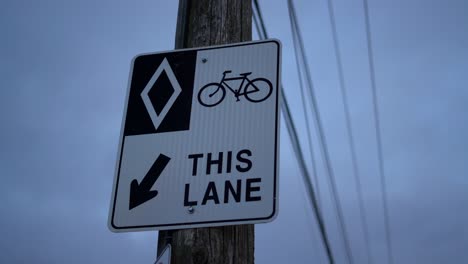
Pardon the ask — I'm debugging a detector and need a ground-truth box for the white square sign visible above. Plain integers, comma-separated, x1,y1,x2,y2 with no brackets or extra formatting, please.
109,40,281,231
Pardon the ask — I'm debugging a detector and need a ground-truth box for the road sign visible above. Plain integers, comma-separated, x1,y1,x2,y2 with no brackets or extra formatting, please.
109,39,281,231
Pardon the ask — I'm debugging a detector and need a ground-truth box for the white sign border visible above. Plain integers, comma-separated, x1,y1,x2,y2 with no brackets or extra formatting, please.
108,39,282,232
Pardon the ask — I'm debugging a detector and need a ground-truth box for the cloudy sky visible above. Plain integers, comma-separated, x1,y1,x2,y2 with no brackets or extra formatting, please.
1,0,467,263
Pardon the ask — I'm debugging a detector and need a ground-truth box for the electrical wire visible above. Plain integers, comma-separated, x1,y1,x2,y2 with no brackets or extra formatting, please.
252,5,265,39
287,0,322,209
287,0,354,263
281,90,334,264
325,0,373,263
253,0,268,39
362,1,394,263
252,1,334,263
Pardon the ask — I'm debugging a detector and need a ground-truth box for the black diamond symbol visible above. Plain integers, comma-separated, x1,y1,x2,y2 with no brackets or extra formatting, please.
148,71,175,116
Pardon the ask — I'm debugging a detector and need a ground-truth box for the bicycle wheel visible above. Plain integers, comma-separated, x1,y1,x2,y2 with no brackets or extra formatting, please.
197,83,226,107
244,78,273,103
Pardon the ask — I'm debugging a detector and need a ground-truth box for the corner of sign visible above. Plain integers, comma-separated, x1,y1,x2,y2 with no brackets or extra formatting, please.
130,53,143,67
107,215,122,233
266,38,282,50
264,203,279,223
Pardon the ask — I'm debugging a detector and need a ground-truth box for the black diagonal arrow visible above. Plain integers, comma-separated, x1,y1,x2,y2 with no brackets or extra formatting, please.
129,154,171,210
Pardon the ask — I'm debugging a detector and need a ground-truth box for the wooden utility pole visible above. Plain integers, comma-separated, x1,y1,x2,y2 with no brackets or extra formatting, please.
157,1,254,264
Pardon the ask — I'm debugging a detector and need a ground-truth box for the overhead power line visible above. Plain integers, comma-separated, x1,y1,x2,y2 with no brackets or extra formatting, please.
287,0,354,263
252,1,334,263
287,0,321,209
252,5,265,39
281,89,335,264
325,0,373,263
362,1,394,263
252,0,267,39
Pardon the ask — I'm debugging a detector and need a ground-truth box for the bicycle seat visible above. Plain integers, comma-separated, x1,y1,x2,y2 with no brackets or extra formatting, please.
223,70,232,75
240,72,252,76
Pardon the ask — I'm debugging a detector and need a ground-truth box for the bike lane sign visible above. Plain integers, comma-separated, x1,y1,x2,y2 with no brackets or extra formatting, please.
109,39,281,231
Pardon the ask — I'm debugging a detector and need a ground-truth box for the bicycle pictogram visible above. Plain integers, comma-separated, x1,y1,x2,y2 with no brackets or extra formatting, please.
197,70,273,107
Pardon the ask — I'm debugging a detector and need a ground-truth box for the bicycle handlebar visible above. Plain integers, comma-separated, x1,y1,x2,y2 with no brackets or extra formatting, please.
223,70,232,75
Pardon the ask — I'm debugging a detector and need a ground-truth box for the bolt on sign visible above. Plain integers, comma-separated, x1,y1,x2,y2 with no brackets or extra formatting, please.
108,40,281,231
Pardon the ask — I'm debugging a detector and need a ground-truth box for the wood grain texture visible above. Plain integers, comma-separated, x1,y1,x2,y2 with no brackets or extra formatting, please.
158,0,254,263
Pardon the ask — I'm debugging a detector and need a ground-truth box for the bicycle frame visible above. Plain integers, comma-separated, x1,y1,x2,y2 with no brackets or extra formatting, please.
217,73,259,100
198,71,273,107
